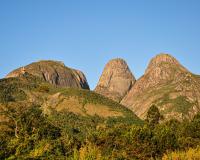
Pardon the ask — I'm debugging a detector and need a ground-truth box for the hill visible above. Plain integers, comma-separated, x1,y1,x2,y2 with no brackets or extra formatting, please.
0,73,141,129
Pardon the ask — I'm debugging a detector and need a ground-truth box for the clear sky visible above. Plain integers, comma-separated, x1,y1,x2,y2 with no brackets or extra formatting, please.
0,0,200,89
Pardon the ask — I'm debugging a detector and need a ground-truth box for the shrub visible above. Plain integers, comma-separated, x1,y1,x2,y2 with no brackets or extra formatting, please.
146,105,162,128
162,147,200,160
79,142,102,160
37,84,50,93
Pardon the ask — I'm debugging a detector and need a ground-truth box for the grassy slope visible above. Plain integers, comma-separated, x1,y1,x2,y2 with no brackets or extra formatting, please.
148,84,192,113
0,73,142,127
130,73,200,120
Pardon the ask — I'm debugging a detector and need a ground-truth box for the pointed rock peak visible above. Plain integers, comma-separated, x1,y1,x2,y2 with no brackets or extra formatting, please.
95,58,136,102
145,53,187,74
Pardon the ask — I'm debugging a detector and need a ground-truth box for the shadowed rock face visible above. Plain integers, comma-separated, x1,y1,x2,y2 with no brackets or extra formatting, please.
121,53,200,121
95,58,136,102
6,60,90,89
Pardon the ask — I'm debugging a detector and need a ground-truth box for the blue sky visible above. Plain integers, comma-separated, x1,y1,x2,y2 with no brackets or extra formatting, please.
0,0,200,89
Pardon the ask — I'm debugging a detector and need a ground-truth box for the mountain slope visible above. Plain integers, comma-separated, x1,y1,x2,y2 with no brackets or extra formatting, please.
0,73,141,128
95,58,135,102
6,60,90,89
121,53,200,120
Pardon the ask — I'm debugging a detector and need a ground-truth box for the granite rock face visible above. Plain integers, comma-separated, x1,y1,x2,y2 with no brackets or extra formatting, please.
121,53,200,121
6,60,90,89
95,58,135,102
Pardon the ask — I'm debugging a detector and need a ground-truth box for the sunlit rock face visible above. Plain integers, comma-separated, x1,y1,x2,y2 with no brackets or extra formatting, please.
121,53,200,121
6,60,90,89
95,58,135,102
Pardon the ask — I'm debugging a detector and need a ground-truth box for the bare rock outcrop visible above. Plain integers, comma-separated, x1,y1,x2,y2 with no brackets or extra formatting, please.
95,58,135,102
121,53,200,121
6,60,90,89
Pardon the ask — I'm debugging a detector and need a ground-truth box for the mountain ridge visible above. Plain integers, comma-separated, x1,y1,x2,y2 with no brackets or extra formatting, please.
3,54,200,121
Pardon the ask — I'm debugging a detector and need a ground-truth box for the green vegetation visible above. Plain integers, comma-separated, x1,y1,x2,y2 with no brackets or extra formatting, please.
146,105,162,128
172,96,194,113
156,92,194,115
59,88,138,119
162,147,200,160
1,103,200,159
0,74,140,121
0,73,44,103
37,84,50,93
0,75,200,159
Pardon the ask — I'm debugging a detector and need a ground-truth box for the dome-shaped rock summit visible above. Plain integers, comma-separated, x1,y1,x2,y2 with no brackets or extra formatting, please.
6,60,90,89
95,58,135,102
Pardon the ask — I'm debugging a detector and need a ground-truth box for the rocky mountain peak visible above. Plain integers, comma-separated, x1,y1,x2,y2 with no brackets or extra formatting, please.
105,58,129,67
6,60,90,89
148,53,179,65
121,53,200,121
145,53,187,75
139,53,189,89
95,58,136,102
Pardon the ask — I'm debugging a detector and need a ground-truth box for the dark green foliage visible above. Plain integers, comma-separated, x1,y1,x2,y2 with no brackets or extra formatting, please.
177,113,200,149
0,73,44,103
19,106,61,139
0,75,200,159
154,123,178,154
1,103,200,159
146,105,161,128
190,113,200,139
0,82,26,103
0,86,14,103
0,105,61,159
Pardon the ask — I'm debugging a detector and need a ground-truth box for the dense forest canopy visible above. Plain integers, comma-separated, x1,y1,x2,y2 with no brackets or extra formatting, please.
1,103,200,159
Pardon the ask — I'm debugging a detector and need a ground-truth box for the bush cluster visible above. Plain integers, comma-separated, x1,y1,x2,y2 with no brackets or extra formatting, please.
0,104,200,159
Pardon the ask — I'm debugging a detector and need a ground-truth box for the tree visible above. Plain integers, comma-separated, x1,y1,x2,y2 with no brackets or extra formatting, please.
146,105,161,128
